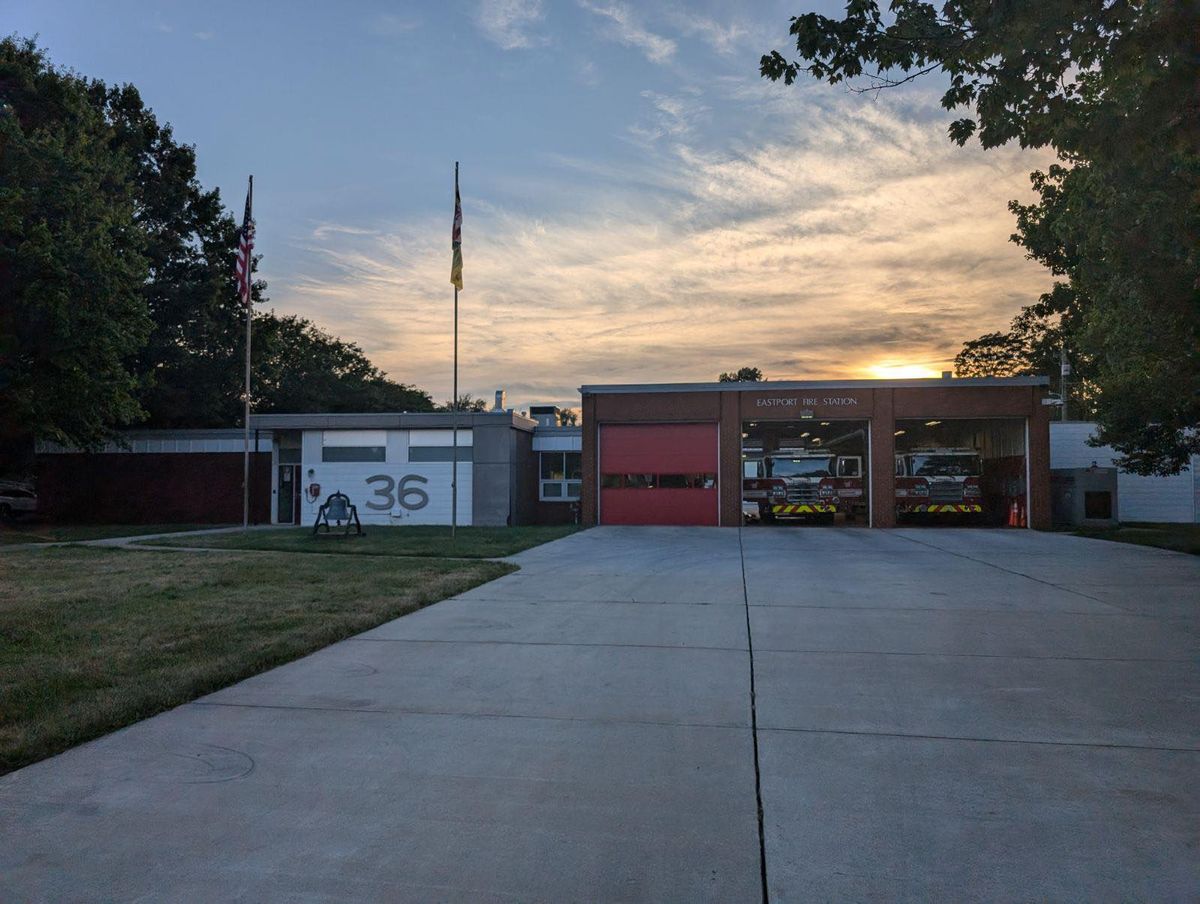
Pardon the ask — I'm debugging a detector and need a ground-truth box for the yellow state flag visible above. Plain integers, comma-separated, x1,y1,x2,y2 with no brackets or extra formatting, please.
450,169,463,289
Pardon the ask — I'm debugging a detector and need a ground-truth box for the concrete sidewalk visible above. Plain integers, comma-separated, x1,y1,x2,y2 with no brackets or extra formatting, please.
0,527,1197,901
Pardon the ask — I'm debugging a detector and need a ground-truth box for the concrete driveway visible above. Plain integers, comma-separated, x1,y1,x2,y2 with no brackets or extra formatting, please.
1,528,1197,901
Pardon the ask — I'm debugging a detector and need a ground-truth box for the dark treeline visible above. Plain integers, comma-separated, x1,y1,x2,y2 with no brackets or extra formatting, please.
0,37,433,476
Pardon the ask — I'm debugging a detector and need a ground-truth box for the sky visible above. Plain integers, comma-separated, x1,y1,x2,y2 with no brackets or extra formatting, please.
10,0,1054,410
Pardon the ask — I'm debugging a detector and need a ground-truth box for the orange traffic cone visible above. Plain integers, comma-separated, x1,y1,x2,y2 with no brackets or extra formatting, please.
1007,499,1019,527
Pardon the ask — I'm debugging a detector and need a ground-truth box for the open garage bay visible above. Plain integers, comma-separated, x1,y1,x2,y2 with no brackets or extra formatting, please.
1,527,1197,901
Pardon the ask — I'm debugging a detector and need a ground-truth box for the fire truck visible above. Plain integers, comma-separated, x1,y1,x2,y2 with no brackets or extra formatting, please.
743,449,865,520
894,447,984,514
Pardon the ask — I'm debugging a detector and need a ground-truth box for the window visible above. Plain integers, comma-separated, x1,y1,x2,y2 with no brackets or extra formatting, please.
322,429,386,463
600,473,717,489
540,451,582,501
409,446,472,462
322,446,385,462
837,457,861,478
1084,491,1112,519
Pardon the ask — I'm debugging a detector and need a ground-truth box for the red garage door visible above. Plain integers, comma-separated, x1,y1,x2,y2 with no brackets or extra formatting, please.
599,423,719,526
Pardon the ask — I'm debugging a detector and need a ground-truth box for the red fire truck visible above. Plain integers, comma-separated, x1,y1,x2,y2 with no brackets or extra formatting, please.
743,450,865,520
894,447,984,515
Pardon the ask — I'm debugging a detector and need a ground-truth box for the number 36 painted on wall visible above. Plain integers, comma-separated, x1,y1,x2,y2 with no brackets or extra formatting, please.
365,474,430,511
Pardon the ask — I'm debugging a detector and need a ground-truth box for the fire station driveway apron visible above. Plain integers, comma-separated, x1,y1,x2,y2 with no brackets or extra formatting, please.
0,527,760,904
1,526,1197,902
744,527,1199,902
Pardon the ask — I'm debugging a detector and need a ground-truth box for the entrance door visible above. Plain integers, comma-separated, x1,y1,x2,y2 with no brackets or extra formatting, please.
598,423,719,526
278,465,300,524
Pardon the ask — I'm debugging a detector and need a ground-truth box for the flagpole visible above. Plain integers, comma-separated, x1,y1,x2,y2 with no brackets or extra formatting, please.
242,175,253,530
451,162,459,542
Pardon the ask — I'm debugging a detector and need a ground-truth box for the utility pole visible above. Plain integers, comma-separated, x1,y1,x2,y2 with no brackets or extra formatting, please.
1060,344,1070,422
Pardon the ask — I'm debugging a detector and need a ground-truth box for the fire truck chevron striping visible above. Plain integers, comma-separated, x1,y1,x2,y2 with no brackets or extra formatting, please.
909,504,983,513
770,503,838,514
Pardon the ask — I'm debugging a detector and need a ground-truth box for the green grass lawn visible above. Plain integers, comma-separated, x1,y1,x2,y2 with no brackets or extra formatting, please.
1074,522,1200,556
0,523,229,545
136,524,581,558
0,546,513,774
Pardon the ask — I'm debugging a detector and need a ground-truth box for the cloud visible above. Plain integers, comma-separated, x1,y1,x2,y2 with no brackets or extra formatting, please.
578,1,676,64
193,30,215,41
273,89,1053,409
575,58,601,88
368,13,419,37
628,90,708,143
673,13,749,55
477,0,548,50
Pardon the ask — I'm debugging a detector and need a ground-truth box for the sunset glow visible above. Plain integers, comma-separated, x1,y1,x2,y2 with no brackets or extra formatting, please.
866,364,945,381
13,2,1053,408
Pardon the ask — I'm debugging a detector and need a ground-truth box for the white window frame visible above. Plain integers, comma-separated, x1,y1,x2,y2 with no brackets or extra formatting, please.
540,451,582,501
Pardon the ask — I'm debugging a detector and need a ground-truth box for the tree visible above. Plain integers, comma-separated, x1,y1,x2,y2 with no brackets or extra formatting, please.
251,314,434,414
718,366,764,382
954,301,1095,419
762,2,1198,474
438,394,490,412
558,408,579,426
0,37,439,459
0,37,151,468
89,79,267,428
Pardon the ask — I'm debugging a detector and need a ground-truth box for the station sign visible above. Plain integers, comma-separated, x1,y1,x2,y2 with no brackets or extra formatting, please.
740,390,873,419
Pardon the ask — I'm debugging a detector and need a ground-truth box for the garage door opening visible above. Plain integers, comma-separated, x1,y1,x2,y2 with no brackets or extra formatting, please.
598,423,719,526
742,419,870,526
894,418,1027,527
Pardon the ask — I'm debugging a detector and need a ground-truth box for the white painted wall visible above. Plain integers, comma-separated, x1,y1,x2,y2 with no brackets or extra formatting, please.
1050,422,1198,523
300,429,473,526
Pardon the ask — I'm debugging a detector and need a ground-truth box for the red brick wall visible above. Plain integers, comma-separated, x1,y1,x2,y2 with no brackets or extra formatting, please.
583,383,1051,529
35,453,272,524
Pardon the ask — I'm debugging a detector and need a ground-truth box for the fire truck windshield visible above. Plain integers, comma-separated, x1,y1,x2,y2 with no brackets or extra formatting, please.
910,454,981,477
769,456,836,478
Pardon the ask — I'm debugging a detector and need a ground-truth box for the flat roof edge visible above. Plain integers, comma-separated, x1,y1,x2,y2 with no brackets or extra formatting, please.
248,411,537,431
580,377,1050,394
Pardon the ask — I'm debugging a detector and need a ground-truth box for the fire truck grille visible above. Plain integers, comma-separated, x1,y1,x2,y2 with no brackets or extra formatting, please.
787,485,820,504
929,483,964,503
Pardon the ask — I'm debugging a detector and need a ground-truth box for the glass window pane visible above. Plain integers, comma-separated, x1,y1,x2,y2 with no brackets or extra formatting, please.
408,446,472,462
659,473,687,488
600,474,623,489
565,452,582,480
565,481,581,499
624,473,656,489
541,452,565,479
542,481,563,498
321,446,386,463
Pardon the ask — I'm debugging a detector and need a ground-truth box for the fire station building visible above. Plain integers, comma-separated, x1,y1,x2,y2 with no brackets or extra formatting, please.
580,376,1051,529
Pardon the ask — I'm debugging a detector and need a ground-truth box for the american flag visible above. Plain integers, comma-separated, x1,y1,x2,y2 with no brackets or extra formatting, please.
235,176,254,306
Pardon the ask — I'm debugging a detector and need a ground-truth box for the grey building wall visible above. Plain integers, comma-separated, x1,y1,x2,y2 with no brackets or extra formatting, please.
1051,422,1198,523
471,419,517,526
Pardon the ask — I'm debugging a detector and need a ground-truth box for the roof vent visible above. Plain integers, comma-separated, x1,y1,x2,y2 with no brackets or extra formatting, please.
493,390,506,411
527,405,559,428
941,371,953,380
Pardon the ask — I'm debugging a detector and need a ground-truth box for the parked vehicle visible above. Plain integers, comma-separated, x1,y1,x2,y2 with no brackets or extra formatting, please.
895,448,983,514
744,450,864,520
0,482,37,520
